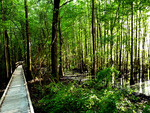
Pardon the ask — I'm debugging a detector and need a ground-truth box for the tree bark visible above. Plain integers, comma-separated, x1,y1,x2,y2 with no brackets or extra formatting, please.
1,0,11,81
25,0,32,80
92,0,96,77
134,7,138,82
142,16,146,82
130,2,135,85
116,19,119,70
51,0,60,81
119,20,122,77
138,10,141,82
58,18,64,78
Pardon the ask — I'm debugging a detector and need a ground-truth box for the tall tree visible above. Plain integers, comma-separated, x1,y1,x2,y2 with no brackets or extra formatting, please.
25,0,32,80
130,2,134,85
138,10,141,82
142,14,147,82
51,0,60,81
1,0,11,81
92,0,96,77
59,18,64,78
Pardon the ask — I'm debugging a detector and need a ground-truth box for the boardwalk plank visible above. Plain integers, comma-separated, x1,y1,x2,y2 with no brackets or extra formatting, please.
0,65,34,113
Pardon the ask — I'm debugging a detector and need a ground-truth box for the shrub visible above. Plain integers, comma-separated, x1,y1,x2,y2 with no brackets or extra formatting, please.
96,67,119,87
39,82,128,113
143,105,150,113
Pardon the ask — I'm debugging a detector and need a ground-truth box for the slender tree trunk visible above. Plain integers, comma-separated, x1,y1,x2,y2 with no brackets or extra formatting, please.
107,29,109,67
116,19,119,69
25,0,32,80
5,31,11,73
130,2,134,85
96,9,99,69
51,0,60,81
119,20,122,75
126,15,130,80
125,33,128,75
134,8,138,82
92,0,96,76
110,23,113,66
138,10,141,82
84,17,88,58
58,19,64,78
4,31,11,80
79,20,83,73
1,0,11,81
142,16,146,82
103,23,106,68
125,16,128,76
119,19,123,77
10,27,15,72
99,24,102,70
84,18,88,71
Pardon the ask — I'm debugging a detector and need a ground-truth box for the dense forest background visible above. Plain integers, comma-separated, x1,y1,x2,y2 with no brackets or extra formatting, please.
0,0,150,86
1,0,150,112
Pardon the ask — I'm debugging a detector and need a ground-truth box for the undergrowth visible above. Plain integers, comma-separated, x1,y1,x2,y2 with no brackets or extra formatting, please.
36,67,150,113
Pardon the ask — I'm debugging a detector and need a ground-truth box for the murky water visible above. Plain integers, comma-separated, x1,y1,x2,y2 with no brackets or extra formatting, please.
114,72,150,96
64,70,150,95
131,80,150,96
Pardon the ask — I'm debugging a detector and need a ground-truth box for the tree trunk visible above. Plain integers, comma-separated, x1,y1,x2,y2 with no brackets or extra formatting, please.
96,8,99,70
84,18,88,71
103,23,106,68
138,10,141,82
99,23,102,70
1,0,11,81
51,0,60,82
59,19,64,78
134,8,138,82
92,0,96,77
4,31,11,80
25,0,32,80
142,16,146,82
116,19,119,69
126,14,130,80
119,19,122,77
130,2,134,85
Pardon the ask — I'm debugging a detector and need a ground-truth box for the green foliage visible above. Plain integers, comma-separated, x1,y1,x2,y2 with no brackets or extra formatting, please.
39,82,143,113
143,105,150,113
97,67,119,81
96,67,119,87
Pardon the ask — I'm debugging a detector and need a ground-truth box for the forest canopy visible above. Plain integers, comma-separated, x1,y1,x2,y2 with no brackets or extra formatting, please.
0,0,150,88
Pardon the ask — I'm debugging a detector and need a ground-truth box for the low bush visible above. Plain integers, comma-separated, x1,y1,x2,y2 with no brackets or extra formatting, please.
38,67,149,112
39,81,143,113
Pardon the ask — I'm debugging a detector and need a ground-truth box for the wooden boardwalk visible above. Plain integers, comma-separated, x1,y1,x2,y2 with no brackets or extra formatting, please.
0,65,34,113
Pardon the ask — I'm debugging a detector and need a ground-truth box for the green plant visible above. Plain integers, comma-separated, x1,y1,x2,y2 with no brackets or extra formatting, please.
143,105,150,113
96,67,119,87
39,82,131,113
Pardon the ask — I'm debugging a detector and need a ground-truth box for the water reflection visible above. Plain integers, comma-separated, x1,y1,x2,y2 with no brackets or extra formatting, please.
131,80,150,96
114,72,150,96
65,70,150,96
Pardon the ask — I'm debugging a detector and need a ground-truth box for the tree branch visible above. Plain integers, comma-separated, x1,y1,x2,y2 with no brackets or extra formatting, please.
60,0,73,8
111,1,121,30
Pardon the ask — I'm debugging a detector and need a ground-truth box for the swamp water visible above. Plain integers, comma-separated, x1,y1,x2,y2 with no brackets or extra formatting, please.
64,70,150,96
